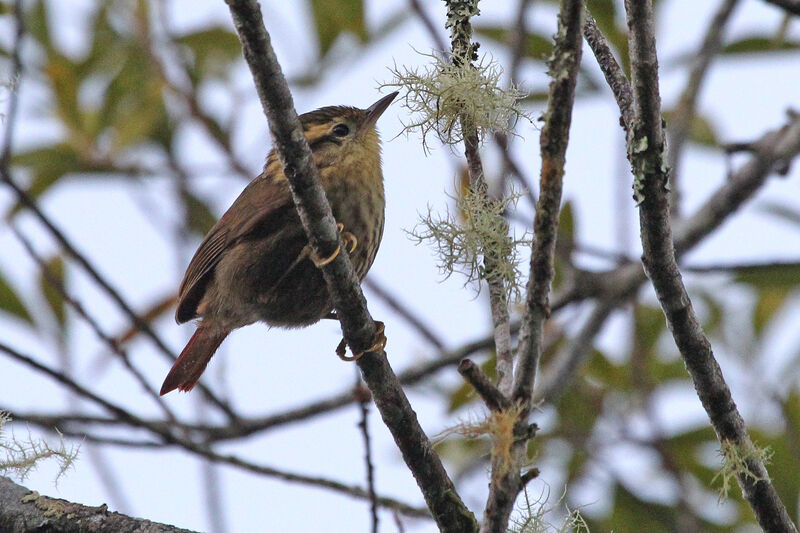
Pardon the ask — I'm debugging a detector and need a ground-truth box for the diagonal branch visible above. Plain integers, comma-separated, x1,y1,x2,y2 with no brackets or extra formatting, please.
582,10,634,131
0,476,196,533
623,1,798,530
223,2,477,531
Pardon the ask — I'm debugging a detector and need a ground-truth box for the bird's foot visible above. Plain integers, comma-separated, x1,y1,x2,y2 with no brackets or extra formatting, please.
310,223,357,267
340,224,358,253
310,245,340,267
336,321,387,362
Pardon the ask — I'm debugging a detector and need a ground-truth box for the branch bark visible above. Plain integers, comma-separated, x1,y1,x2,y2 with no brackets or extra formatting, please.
624,1,798,530
223,2,477,531
513,0,584,405
0,476,195,533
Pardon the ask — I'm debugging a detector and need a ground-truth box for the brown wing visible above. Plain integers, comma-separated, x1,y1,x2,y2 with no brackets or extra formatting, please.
175,174,293,323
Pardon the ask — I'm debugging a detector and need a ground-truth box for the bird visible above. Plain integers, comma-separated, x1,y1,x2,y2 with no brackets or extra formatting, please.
160,92,398,396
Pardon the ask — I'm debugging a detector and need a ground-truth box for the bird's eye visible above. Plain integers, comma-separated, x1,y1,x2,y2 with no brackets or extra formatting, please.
332,123,350,137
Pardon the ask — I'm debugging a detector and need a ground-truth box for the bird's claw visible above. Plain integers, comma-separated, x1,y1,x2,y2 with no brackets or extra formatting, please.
336,321,386,362
311,224,357,267
311,245,340,267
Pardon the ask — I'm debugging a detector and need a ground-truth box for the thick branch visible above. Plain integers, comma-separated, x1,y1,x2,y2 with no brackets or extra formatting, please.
0,476,194,533
223,2,476,531
624,1,797,530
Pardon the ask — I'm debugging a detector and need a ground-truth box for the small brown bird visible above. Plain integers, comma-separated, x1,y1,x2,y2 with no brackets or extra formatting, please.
160,92,398,396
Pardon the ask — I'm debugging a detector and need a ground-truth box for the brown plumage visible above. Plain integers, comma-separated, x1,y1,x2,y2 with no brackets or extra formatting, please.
160,92,398,396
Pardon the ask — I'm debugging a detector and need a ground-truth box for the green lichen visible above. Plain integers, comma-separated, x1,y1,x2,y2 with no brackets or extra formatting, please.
408,184,531,300
1,410,79,485
509,486,591,533
712,439,772,501
382,51,529,152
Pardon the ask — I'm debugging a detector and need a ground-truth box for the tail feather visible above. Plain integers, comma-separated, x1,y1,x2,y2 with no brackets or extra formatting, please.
160,326,229,395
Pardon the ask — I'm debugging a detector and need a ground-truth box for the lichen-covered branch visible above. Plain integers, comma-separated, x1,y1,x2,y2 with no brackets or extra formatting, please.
223,2,477,531
455,0,585,531
442,0,516,397
623,1,798,530
0,476,195,533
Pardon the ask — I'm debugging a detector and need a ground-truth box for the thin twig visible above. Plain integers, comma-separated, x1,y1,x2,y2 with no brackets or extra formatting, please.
582,11,634,131
667,0,739,214
409,0,449,53
10,224,178,423
355,375,379,533
446,0,515,399
624,0,797,529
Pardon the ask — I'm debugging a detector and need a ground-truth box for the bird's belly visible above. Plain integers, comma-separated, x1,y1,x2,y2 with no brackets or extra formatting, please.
203,179,384,330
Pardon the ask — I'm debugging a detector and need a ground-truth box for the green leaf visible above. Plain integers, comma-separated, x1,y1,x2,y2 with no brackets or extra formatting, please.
734,263,800,289
473,25,553,60
310,0,368,57
175,27,242,82
45,54,84,135
556,201,576,255
39,255,66,328
181,190,218,236
753,288,789,335
721,36,800,55
10,144,81,214
26,1,53,52
0,268,32,324
634,304,667,354
695,290,724,336
663,110,719,147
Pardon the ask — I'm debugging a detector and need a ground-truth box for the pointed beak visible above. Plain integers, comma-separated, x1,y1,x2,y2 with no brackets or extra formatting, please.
360,91,398,133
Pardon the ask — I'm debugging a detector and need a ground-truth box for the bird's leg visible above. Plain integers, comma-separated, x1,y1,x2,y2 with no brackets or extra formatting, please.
310,223,357,267
336,321,387,362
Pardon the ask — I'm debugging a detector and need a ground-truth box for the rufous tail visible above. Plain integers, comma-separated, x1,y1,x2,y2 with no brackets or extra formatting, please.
160,326,229,395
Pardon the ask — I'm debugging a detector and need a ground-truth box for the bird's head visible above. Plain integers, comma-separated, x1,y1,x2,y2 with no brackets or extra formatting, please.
299,92,398,169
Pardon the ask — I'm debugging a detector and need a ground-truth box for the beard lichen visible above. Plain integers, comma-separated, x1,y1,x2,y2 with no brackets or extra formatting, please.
381,50,529,153
0,410,79,485
408,183,531,300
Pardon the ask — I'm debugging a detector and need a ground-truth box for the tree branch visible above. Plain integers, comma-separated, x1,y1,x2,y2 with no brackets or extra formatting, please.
624,1,798,530
223,2,477,531
513,0,584,405
458,359,510,412
0,476,195,533
763,0,800,15
582,10,634,131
